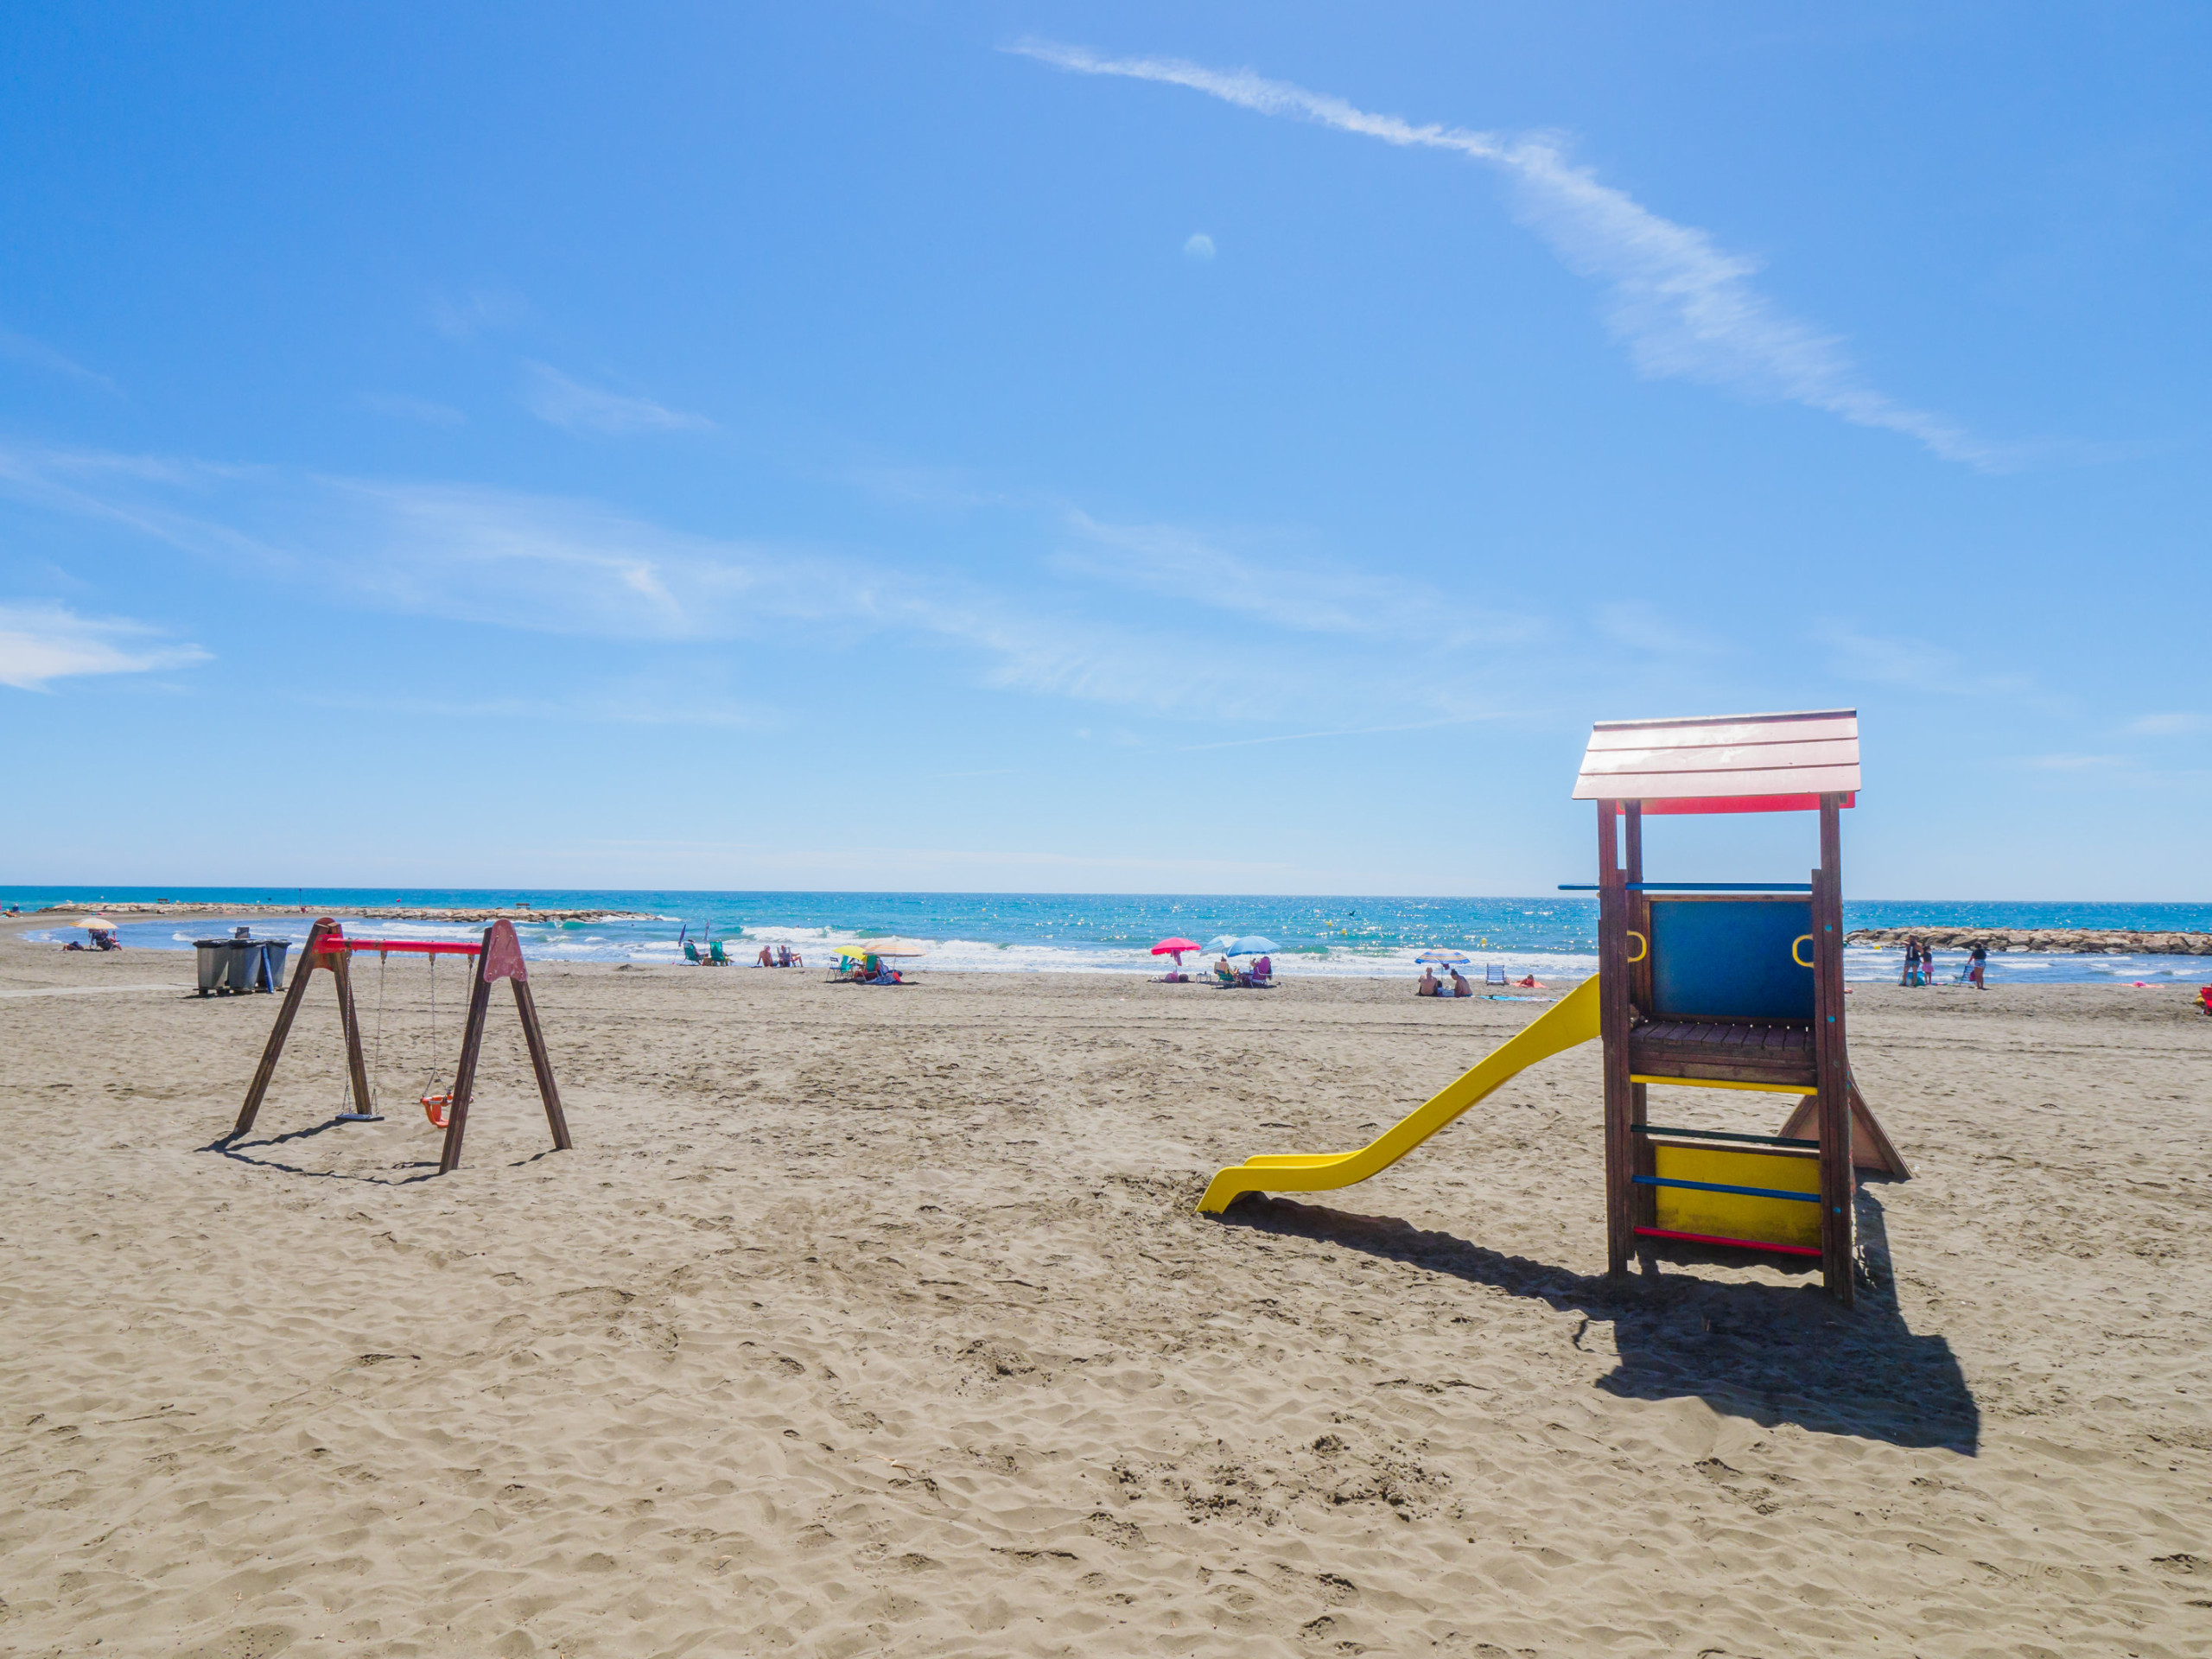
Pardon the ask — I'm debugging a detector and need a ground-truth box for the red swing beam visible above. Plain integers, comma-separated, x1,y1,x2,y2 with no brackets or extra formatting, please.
316,935,482,957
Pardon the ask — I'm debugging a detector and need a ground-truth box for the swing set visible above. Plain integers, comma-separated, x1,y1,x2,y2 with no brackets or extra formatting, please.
232,917,571,1173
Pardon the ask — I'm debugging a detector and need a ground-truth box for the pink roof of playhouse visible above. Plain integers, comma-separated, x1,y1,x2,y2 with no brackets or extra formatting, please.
1573,709,1859,815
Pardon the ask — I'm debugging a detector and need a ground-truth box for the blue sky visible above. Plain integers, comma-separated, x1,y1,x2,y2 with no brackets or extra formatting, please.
3,3,2206,898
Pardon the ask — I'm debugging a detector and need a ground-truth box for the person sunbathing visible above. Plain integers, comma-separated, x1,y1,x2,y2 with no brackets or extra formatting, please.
776,944,793,968
1449,969,1473,998
758,944,775,967
1417,968,1441,996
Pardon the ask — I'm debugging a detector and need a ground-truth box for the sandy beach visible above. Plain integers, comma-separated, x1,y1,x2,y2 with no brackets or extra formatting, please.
2,932,2208,1657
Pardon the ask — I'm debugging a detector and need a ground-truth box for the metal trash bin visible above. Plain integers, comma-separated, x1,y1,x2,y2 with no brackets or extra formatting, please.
259,940,290,992
194,939,231,995
226,938,264,994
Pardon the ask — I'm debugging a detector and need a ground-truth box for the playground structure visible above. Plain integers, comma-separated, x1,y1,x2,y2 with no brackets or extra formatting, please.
232,918,570,1174
1198,709,1904,1306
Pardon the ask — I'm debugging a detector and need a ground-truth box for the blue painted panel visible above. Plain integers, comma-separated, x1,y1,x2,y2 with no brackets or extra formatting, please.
1648,898,1815,1020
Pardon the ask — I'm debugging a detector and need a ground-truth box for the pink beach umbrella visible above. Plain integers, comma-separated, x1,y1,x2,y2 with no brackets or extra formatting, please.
1152,936,1201,966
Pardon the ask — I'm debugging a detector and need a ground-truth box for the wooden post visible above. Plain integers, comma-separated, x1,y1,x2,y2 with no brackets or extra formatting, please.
235,918,356,1135
1813,792,1855,1306
1598,800,1635,1276
436,919,569,1173
1623,802,1653,1231
512,979,572,1151
437,926,498,1175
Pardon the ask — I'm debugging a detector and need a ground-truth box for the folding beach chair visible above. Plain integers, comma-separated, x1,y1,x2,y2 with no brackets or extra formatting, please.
1485,963,1508,987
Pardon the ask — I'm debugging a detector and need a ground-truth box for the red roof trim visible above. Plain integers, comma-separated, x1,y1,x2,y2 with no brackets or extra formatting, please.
1631,791,1857,817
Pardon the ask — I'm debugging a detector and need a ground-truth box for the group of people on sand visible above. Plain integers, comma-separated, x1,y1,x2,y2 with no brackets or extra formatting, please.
1417,965,1473,998
1415,963,1542,997
1209,953,1274,988
1899,936,1986,989
755,943,804,969
840,956,905,986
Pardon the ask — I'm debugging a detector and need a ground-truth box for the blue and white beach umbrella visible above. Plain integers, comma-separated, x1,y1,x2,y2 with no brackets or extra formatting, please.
1414,950,1471,966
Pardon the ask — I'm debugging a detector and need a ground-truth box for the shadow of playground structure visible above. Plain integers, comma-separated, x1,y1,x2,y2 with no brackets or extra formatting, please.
1219,1183,1978,1455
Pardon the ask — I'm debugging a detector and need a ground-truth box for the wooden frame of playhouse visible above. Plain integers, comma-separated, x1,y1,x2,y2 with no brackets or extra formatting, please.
1577,708,1905,1308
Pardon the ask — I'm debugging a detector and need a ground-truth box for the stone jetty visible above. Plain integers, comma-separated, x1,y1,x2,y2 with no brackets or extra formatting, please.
1847,926,2212,956
17,901,656,924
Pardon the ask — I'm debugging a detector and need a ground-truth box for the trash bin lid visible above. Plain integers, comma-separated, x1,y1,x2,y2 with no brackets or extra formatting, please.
194,938,229,947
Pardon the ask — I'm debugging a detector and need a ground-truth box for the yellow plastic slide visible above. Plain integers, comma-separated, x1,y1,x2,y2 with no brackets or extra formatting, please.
1197,974,1602,1213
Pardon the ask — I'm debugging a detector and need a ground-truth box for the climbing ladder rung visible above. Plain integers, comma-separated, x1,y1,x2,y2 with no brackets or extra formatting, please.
1631,1174,1820,1204
1631,1123,1817,1149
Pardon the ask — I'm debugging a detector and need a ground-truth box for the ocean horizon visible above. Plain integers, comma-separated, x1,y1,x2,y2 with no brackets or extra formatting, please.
10,887,2209,987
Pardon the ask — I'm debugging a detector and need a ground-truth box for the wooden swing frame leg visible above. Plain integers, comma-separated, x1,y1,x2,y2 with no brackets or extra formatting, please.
436,921,570,1174
234,918,368,1137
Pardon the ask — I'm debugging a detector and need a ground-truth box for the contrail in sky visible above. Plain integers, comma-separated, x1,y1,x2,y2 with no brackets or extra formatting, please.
1011,41,1991,467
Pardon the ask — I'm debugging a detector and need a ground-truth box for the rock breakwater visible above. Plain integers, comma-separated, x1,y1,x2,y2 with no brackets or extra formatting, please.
1847,926,2212,956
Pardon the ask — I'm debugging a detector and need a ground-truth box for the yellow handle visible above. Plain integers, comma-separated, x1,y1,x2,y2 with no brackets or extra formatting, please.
1791,934,1814,968
1626,930,1648,963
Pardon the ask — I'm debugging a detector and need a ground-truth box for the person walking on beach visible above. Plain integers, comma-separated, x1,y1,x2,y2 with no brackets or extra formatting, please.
1967,941,1987,989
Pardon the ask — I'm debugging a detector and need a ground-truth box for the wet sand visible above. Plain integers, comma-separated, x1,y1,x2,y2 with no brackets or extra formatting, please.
2,935,2208,1656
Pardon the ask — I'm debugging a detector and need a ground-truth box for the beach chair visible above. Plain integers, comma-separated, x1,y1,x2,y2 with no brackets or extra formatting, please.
709,940,734,966
683,940,706,964
1485,963,1507,987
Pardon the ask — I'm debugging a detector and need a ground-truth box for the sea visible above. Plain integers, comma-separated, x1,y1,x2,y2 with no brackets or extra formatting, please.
8,888,2210,987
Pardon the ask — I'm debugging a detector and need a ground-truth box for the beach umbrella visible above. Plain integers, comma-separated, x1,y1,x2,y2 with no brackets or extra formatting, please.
1152,936,1200,964
1225,935,1278,957
1200,934,1238,956
861,940,927,957
78,915,114,931
1414,950,1471,966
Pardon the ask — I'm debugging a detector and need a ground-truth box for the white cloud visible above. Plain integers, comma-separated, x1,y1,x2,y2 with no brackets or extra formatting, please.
520,362,715,435
0,441,1524,723
1184,232,1216,262
0,326,118,392
0,443,1273,715
1051,511,1535,649
0,603,209,691
2024,753,2121,771
429,288,530,340
1593,602,1732,658
362,392,467,426
1821,625,2037,700
2128,712,2210,737
308,683,780,729
1012,41,1993,467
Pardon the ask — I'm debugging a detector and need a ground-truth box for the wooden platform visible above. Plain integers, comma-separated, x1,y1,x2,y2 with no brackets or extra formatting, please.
1628,1017,1818,1089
